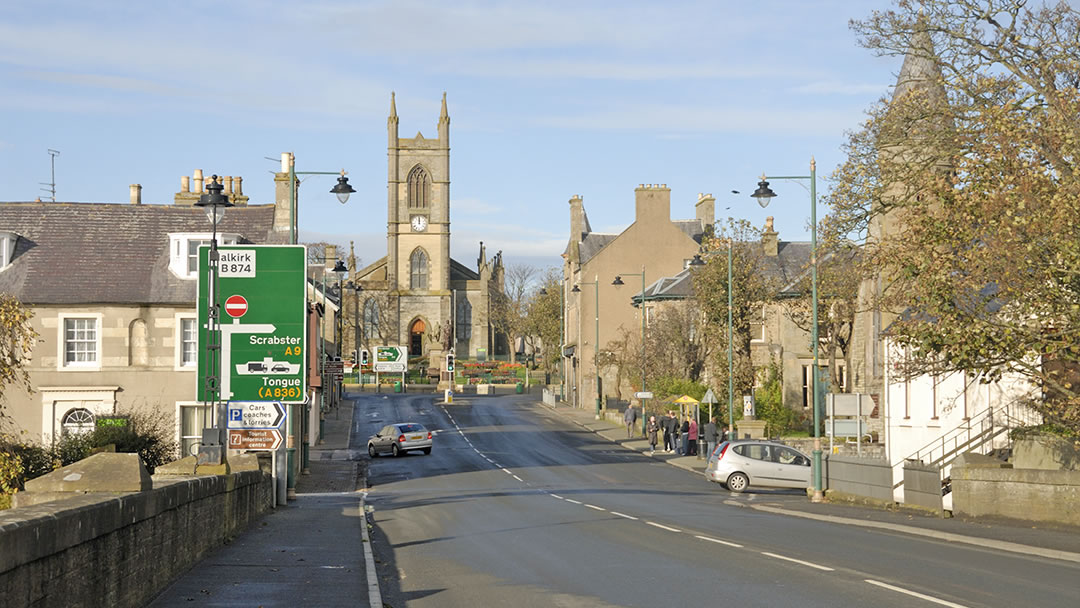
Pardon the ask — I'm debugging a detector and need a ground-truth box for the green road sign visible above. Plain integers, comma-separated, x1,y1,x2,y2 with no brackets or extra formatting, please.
374,346,406,372
198,245,308,403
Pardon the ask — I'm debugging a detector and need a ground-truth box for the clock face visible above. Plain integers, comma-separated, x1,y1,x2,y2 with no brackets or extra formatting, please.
411,215,428,232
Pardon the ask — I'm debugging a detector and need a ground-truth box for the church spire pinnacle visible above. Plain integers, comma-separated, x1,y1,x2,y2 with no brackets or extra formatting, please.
439,92,448,123
389,91,398,119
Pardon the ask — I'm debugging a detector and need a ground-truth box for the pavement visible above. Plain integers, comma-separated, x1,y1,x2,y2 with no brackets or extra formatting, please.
147,397,379,608
539,397,1080,560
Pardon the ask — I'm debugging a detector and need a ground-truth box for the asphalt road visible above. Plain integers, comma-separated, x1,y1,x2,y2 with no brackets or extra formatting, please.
359,392,1080,608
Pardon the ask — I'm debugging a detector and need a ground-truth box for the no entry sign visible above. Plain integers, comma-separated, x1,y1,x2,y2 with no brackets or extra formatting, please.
225,295,248,318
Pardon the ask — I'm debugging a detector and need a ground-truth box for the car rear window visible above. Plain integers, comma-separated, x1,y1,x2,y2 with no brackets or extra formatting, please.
398,424,424,433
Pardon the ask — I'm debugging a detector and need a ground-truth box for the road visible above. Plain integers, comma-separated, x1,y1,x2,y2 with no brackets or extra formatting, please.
359,392,1079,608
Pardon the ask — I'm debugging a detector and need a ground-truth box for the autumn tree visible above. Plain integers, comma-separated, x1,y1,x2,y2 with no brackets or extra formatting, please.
692,219,780,400
826,0,1080,431
0,294,37,426
489,264,537,364
523,268,563,372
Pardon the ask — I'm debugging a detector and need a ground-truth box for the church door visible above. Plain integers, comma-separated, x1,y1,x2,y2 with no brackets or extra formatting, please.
409,319,426,356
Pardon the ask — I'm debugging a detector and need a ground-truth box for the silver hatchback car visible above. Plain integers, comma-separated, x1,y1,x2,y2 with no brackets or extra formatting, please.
704,440,811,492
368,423,432,457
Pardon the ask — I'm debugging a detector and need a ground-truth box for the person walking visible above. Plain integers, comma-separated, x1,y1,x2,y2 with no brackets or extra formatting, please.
679,416,690,455
703,417,718,459
646,416,659,455
661,411,674,452
624,404,638,439
688,416,699,456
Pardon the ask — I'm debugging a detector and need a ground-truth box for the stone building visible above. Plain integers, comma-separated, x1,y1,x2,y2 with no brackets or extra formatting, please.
351,93,505,361
561,185,708,410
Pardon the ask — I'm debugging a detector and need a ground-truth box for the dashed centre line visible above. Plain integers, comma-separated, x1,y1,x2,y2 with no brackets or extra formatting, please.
761,552,834,572
610,512,638,520
565,499,583,505
584,504,605,511
864,580,971,608
695,535,743,548
646,522,681,533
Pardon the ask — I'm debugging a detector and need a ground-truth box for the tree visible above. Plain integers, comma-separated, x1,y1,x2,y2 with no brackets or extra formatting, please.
523,268,563,372
490,264,537,364
692,219,780,403
643,303,707,383
599,327,639,402
826,1,1080,431
0,294,37,426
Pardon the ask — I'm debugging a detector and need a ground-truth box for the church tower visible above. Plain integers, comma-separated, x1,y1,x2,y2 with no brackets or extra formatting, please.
386,93,452,353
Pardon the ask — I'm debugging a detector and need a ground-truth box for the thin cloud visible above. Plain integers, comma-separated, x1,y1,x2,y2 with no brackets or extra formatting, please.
791,81,889,95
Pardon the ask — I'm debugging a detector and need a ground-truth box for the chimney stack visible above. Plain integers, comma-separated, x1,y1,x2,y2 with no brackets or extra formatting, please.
129,184,142,205
762,216,779,257
634,184,671,225
695,192,715,232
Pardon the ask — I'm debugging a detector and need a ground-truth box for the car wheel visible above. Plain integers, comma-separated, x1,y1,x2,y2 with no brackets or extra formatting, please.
726,472,749,493
392,444,401,457
368,444,378,458
422,447,432,455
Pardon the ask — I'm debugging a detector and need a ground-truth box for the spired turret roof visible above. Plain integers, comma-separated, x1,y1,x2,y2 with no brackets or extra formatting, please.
892,24,946,106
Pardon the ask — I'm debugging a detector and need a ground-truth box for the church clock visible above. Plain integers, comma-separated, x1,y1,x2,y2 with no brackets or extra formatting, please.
410,215,428,232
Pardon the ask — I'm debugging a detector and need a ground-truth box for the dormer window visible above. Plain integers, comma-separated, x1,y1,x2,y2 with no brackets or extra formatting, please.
0,232,18,270
168,233,240,279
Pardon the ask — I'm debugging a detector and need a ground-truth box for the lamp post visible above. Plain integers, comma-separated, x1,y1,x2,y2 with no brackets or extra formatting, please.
571,276,601,418
194,175,233,458
751,157,823,502
540,283,567,403
612,266,646,435
283,152,355,246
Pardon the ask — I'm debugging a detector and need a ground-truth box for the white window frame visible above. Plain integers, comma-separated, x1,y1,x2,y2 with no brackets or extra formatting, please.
176,401,212,458
750,304,766,343
57,313,103,371
175,313,199,370
167,233,240,280
0,231,18,270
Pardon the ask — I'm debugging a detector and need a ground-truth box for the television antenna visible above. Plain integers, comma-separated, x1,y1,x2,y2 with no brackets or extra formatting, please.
39,149,59,201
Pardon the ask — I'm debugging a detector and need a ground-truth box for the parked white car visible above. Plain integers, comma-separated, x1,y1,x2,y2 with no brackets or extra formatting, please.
704,440,811,492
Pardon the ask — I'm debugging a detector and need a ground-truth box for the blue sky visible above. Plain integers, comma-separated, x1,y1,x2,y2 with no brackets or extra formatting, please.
0,0,903,273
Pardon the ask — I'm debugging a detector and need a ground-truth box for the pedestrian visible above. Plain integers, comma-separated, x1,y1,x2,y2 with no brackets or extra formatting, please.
679,416,690,455
624,404,638,439
688,416,699,456
661,411,674,452
703,417,718,459
646,416,659,455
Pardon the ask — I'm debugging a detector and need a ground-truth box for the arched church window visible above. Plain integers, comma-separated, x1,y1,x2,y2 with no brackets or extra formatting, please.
407,165,430,209
456,296,472,339
363,298,380,340
62,408,95,435
410,249,428,290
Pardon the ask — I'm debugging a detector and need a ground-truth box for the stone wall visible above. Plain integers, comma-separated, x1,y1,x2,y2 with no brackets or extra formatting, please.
0,471,273,608
903,460,944,512
823,455,893,503
951,466,1080,527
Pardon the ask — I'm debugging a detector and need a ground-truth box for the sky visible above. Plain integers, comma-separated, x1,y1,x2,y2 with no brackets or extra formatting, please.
0,0,906,275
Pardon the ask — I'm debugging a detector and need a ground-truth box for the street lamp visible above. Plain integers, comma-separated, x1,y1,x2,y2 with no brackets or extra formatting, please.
571,276,601,418
751,158,823,502
540,282,567,403
194,175,233,457
612,266,647,435
284,153,355,245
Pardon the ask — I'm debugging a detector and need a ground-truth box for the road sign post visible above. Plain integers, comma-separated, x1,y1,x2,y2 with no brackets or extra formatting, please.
198,245,308,404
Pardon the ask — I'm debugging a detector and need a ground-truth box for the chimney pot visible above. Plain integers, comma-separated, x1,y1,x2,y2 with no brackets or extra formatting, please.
181,176,190,193
281,153,291,174
193,169,204,194
129,184,142,205
224,176,233,194
235,176,243,195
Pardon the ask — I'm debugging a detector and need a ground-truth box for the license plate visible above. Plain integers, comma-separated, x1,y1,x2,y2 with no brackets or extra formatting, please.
410,435,423,441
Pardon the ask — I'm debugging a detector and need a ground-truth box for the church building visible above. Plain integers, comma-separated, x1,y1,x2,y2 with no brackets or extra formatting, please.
351,93,504,360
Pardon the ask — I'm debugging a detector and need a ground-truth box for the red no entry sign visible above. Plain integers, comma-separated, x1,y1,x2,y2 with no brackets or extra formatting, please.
224,294,248,318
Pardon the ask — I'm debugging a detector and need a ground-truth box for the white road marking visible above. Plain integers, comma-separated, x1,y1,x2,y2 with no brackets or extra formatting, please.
865,580,971,608
565,499,583,505
584,504,605,511
761,552,834,571
512,475,524,482
502,468,514,475
610,512,638,520
646,522,681,533
550,494,564,500
695,535,743,548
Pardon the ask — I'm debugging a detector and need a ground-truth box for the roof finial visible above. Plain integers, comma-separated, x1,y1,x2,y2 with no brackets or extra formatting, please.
390,91,397,118
440,92,448,120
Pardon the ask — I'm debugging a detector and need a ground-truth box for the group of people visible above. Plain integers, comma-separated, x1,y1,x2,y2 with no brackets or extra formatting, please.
642,411,729,458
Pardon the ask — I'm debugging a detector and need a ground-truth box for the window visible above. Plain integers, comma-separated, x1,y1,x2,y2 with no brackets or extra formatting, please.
61,408,96,435
645,305,655,327
802,365,815,408
734,443,771,461
0,231,18,269
176,315,198,368
407,165,431,209
456,296,472,339
750,305,765,342
179,403,213,457
60,315,101,369
167,233,239,280
410,248,428,289
363,298,380,340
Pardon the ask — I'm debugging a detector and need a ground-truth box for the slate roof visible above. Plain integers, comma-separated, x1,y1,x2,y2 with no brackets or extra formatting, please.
0,201,282,306
631,240,815,304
